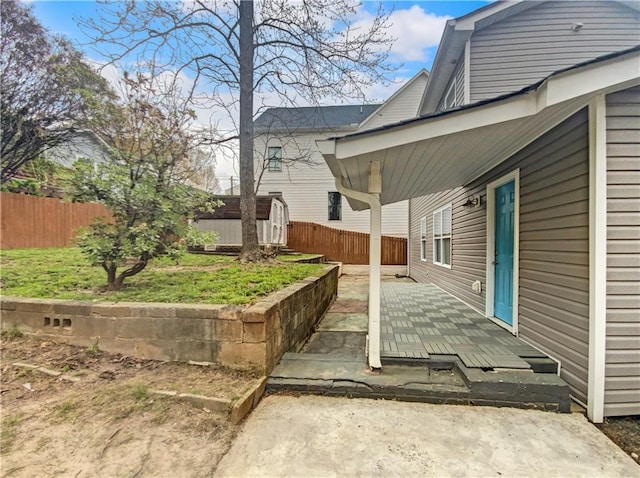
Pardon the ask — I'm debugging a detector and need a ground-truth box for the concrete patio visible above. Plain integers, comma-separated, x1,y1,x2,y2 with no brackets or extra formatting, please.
267,266,570,412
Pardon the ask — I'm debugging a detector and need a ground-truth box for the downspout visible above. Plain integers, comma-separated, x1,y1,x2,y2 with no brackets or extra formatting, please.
335,176,382,371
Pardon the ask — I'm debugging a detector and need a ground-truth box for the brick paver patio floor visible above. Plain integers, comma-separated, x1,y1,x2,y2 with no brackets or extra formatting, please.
381,282,547,369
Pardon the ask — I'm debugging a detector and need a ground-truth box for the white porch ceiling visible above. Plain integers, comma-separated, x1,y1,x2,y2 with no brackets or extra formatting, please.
319,48,640,211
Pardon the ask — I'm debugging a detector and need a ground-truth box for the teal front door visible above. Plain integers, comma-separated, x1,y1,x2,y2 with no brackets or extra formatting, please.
494,180,515,326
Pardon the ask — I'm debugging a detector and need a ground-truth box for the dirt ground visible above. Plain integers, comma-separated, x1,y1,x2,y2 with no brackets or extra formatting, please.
2,333,638,476
0,333,259,478
597,416,640,464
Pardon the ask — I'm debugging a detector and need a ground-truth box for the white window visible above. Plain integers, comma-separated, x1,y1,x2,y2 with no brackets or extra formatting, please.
267,146,282,172
420,217,427,261
433,204,452,267
443,79,456,110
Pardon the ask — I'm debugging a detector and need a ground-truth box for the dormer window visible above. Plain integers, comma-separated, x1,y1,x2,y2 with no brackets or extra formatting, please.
444,79,457,110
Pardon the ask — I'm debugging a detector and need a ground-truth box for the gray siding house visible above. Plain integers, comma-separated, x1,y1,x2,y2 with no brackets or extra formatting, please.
319,0,640,422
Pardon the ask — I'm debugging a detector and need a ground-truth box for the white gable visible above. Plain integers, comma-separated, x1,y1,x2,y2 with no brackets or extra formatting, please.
358,70,429,131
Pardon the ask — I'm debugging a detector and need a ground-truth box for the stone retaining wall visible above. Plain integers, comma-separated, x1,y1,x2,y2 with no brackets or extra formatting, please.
0,265,339,373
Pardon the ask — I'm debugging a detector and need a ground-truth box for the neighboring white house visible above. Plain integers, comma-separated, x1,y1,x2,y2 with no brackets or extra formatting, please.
253,70,429,238
43,130,112,167
319,0,640,421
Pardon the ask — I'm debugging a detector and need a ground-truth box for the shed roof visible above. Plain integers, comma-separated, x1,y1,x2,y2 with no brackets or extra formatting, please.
254,104,381,132
195,195,285,220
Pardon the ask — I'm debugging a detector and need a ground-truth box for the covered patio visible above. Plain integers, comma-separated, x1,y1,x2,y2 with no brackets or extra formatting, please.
268,267,569,412
381,282,553,371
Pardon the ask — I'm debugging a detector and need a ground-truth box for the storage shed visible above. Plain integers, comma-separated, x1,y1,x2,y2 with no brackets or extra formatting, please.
194,195,288,245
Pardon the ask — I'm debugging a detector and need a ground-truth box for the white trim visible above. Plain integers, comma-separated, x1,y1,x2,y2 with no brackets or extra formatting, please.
407,200,412,277
420,216,427,262
369,196,382,370
454,0,525,31
485,169,520,335
443,79,457,110
432,203,452,268
464,39,471,104
587,95,607,424
328,52,640,160
333,177,382,370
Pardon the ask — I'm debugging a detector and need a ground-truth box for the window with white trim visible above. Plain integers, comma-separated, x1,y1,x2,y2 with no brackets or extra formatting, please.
420,217,427,261
443,79,456,110
267,146,282,172
433,204,452,267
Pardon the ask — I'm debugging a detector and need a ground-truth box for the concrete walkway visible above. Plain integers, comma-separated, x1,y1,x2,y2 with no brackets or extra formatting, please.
215,395,639,477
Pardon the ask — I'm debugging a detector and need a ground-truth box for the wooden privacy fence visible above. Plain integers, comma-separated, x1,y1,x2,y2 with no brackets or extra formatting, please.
287,221,407,265
0,192,112,249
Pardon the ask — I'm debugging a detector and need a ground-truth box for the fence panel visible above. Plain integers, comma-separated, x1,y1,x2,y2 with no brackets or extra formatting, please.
0,192,111,249
287,221,407,265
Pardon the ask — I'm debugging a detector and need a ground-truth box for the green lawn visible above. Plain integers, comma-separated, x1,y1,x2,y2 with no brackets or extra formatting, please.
0,248,324,305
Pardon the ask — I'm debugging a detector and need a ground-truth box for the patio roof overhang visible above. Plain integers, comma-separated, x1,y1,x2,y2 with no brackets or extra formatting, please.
318,47,640,211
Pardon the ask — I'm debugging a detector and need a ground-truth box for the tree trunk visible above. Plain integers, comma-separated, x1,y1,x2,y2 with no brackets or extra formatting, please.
104,259,149,290
238,0,261,262
104,262,118,290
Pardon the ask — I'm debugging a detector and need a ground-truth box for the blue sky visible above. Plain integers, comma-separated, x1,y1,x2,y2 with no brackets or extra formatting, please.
31,1,489,78
28,0,489,187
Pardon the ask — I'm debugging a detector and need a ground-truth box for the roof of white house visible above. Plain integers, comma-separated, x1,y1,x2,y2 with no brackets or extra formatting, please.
254,104,381,133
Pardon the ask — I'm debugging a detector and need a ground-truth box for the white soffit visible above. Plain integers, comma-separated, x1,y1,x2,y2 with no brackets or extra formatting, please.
320,49,640,211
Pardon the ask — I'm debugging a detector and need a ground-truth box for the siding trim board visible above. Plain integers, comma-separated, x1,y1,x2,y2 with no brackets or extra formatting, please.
587,95,607,423
485,169,520,335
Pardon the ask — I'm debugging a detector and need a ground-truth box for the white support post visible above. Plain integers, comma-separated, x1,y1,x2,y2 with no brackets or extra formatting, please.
368,195,382,370
333,168,383,371
588,95,607,423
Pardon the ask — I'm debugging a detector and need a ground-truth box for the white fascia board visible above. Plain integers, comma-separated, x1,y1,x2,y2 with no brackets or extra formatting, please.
316,139,336,156
336,93,538,159
541,53,640,107
335,50,640,161
454,1,523,30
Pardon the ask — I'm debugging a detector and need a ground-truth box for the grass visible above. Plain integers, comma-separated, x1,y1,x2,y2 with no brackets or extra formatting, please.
0,248,324,305
277,253,323,262
1,325,24,339
86,339,101,356
0,414,21,454
133,384,149,401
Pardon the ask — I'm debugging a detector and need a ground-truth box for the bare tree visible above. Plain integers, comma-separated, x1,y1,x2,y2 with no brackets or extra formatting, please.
82,0,395,261
0,0,111,183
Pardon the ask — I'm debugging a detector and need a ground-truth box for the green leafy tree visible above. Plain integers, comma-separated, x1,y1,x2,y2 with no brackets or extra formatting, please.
0,0,111,183
69,72,219,290
82,0,395,261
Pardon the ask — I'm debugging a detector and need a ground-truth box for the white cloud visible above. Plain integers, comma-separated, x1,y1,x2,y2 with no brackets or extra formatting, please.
353,4,450,63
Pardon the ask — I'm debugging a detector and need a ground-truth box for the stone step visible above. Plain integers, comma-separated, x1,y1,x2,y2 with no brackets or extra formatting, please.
268,352,571,413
